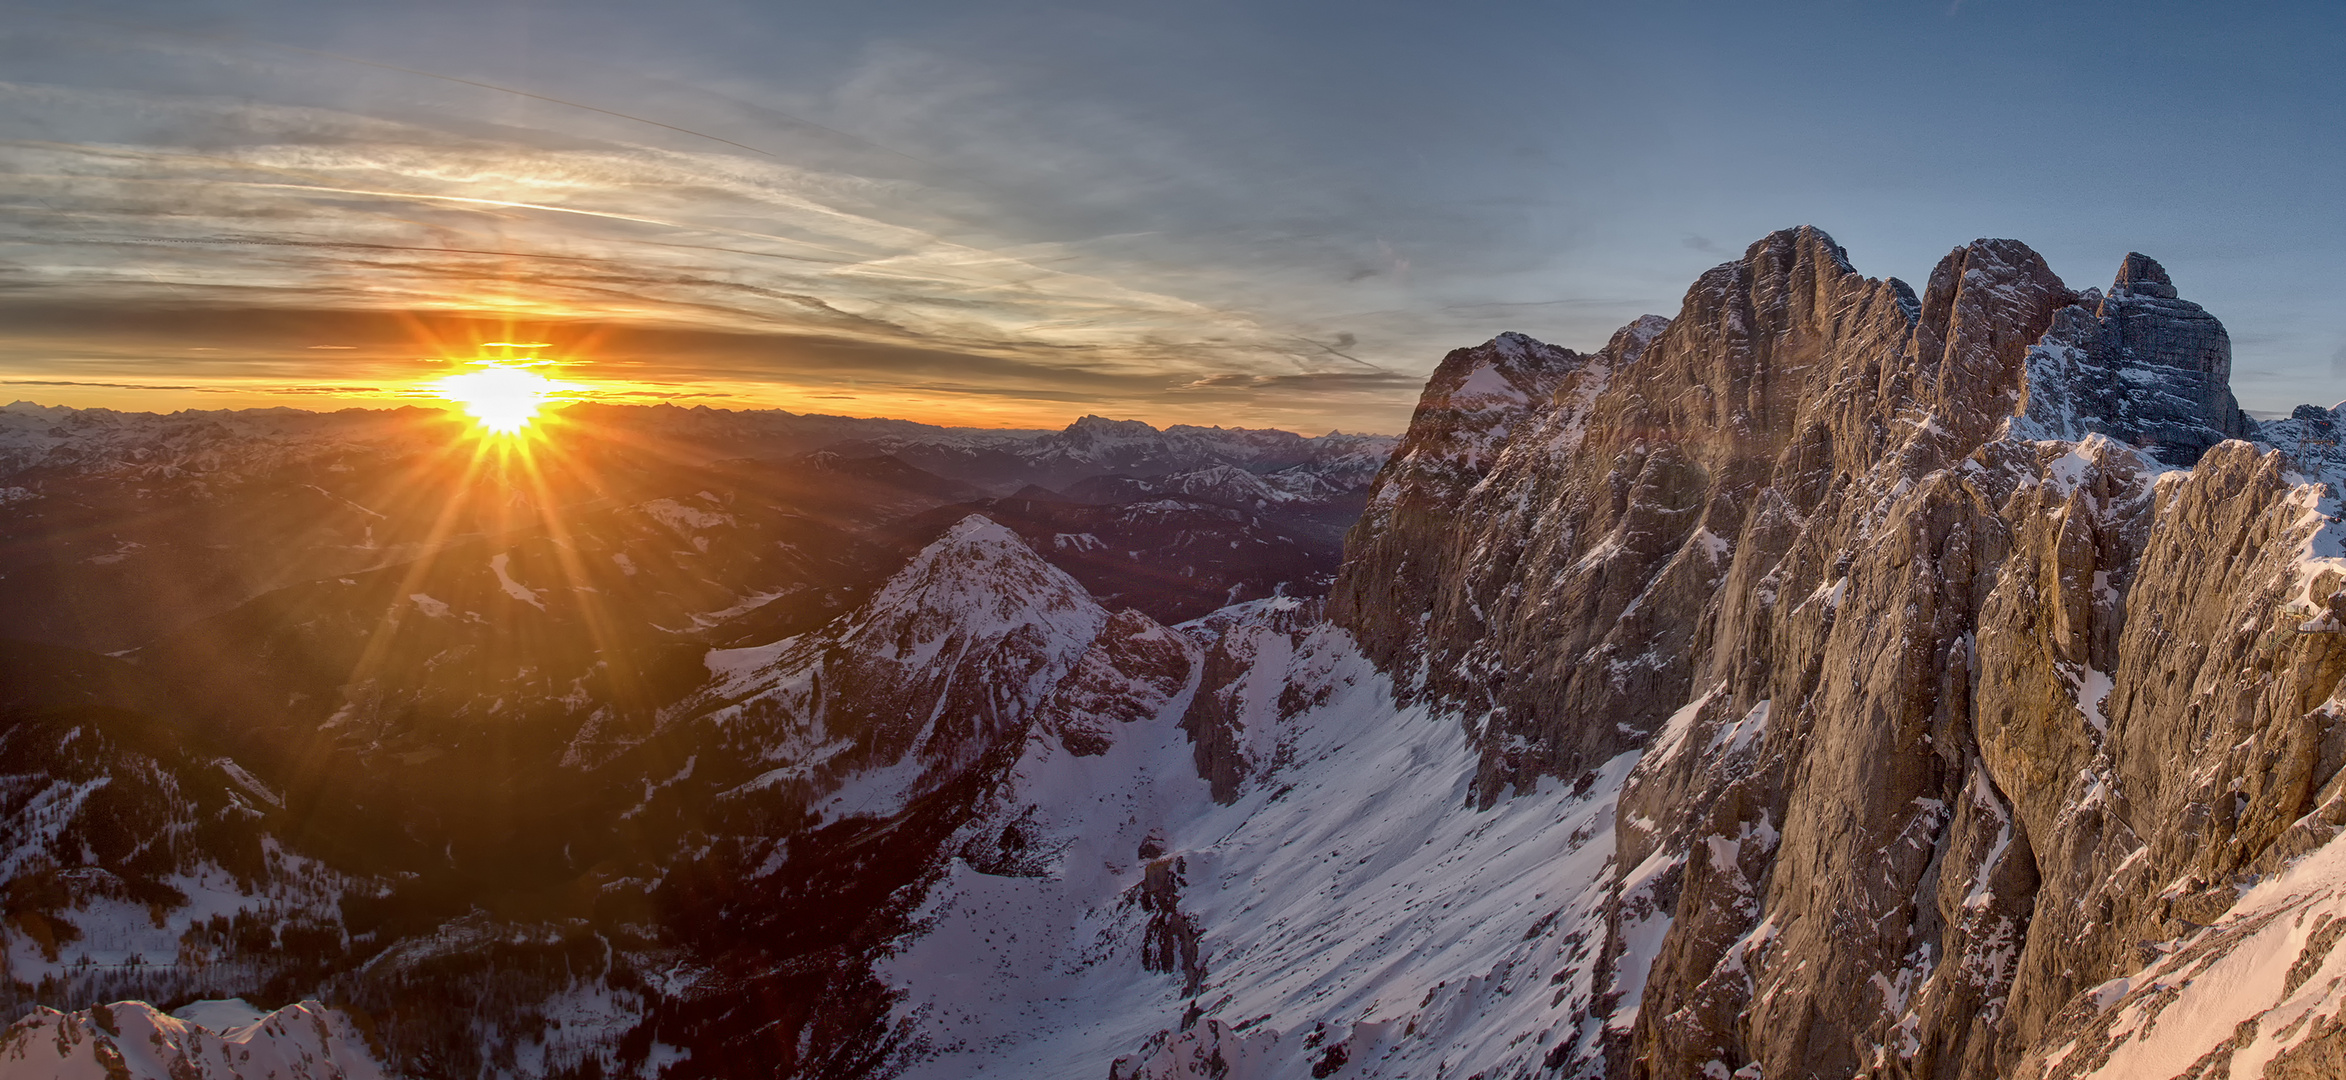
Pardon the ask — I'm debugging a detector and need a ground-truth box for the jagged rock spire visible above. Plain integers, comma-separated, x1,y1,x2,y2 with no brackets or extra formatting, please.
2111,251,2178,298
2013,250,2253,465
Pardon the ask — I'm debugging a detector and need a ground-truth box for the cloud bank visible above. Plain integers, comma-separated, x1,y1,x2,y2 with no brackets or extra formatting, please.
0,14,1555,431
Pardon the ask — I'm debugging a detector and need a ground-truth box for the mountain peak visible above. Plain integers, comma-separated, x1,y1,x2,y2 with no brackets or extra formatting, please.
1395,332,1586,468
701,509,1112,818
939,511,1023,546
2113,251,2179,298
1066,414,1160,435
1740,224,1856,275
1442,332,1582,395
2013,246,2250,464
848,514,1104,665
1482,330,1546,359
1606,314,1673,366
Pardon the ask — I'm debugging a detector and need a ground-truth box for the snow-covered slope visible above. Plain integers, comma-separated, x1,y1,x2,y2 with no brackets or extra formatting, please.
2014,824,2346,1079
879,604,1626,1079
0,999,384,1080
23,227,2346,1080
0,640,368,1025
673,514,1111,823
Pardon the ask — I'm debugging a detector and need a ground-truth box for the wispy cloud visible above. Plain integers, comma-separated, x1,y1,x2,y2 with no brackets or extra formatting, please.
3,379,229,391
0,77,1424,425
0,12,1686,432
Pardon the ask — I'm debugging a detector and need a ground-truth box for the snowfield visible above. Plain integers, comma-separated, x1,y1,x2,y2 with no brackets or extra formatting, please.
882,618,1628,1079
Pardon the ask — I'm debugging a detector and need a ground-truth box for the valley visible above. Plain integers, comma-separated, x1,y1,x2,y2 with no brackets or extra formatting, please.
9,229,2346,1079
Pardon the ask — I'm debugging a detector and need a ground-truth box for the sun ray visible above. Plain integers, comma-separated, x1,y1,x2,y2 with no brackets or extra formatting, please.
511,435,656,719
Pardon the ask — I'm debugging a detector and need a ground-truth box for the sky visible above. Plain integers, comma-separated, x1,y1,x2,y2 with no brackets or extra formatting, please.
1,0,2341,433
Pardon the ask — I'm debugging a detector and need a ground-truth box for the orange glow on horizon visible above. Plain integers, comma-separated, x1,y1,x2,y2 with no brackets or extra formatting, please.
0,307,1406,432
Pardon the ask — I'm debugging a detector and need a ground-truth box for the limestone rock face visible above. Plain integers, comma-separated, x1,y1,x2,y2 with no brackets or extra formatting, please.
1338,227,2072,801
2013,252,2254,465
1332,226,2346,1078
1330,331,1591,683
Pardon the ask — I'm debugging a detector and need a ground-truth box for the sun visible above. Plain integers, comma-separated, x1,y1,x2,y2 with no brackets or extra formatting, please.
432,344,567,436
438,365,555,435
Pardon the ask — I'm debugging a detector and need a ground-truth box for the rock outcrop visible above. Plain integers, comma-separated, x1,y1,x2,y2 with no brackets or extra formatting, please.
1331,227,2346,1078
15,226,2346,1080
2012,252,2255,464
1332,329,1593,701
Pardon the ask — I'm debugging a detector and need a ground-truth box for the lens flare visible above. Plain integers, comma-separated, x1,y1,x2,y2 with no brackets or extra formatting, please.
430,343,572,436
436,365,556,435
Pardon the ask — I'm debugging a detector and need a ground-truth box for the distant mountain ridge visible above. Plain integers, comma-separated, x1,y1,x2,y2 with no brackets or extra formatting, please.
16,228,2346,1080
0,404,1392,654
0,401,1398,1077
0,399,1393,494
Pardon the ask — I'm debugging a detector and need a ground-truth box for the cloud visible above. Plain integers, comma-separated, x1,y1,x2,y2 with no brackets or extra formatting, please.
0,297,1424,428
0,21,1643,434
0,114,1303,368
1178,370,1420,388
2,379,229,391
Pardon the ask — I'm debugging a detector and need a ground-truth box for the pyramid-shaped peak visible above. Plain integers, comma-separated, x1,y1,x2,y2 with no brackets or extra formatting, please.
852,513,1103,656
1463,328,1576,366
1485,330,1548,356
939,512,1024,546
1442,333,1583,399
2113,252,2178,299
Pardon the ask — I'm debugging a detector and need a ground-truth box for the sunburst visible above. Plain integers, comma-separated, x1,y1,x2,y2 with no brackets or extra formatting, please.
432,344,566,436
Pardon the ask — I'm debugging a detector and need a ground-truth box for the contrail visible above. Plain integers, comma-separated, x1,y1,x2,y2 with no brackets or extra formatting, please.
1288,336,1388,371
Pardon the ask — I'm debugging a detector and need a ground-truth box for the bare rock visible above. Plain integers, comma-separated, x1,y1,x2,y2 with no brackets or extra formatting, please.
1330,225,2346,1079
2013,253,2255,466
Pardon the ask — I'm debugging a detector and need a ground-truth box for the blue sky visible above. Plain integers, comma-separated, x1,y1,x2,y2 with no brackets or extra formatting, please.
1,0,2338,430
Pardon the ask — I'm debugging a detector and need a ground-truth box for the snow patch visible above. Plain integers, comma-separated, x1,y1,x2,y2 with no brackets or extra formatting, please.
489,553,546,611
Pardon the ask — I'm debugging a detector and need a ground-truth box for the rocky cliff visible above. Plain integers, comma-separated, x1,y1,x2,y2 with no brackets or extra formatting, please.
727,227,2346,1080
9,227,2346,1080
1328,227,2346,1078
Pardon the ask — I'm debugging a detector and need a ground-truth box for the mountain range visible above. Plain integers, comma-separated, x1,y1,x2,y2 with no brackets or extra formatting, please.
8,227,2346,1080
